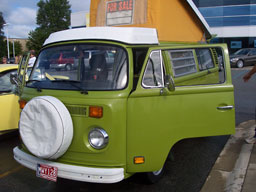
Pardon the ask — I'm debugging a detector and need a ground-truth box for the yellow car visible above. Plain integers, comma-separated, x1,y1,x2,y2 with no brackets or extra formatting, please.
0,64,19,133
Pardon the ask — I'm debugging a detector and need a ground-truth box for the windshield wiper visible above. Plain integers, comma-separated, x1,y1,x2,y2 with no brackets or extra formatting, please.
51,80,88,95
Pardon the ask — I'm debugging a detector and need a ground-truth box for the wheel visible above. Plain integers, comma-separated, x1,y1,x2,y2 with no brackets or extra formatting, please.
65,64,72,71
236,60,244,68
19,96,73,159
144,166,165,184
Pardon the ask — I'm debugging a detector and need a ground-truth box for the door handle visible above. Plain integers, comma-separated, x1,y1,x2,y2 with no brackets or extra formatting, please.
217,106,234,110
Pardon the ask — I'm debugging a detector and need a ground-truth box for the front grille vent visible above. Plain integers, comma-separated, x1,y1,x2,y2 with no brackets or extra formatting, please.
66,105,88,117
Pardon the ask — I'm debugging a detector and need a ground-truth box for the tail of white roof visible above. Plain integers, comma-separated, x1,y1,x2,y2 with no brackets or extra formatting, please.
43,27,159,46
186,0,212,37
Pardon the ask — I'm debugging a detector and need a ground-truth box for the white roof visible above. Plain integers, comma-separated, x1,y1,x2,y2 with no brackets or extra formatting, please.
43,27,159,46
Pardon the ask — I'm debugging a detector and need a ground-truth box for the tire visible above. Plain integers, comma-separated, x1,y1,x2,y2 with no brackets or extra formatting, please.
144,166,165,184
19,96,73,159
236,60,244,68
65,64,72,71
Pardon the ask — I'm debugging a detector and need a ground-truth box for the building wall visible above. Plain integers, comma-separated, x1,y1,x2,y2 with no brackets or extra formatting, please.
193,0,256,8
193,0,256,53
7,38,28,53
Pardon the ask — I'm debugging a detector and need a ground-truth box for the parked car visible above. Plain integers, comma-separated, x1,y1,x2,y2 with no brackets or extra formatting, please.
230,48,256,68
49,52,77,71
0,64,19,133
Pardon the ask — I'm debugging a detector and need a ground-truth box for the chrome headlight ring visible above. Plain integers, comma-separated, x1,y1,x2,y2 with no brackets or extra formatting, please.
88,128,109,149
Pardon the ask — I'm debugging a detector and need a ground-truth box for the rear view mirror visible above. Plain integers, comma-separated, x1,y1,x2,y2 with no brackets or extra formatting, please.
10,73,18,86
165,75,175,91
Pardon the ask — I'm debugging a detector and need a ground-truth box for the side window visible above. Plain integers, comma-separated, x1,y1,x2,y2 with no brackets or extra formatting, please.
168,50,197,77
168,47,226,86
142,50,164,88
249,49,256,56
0,70,17,93
196,49,214,70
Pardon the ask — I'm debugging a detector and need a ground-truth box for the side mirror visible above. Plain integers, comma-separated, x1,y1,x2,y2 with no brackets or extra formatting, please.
10,73,18,86
165,75,175,91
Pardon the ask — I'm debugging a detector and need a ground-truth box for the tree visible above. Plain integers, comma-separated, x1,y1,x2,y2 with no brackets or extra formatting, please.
6,40,23,57
0,12,6,60
1,40,23,60
27,28,49,55
27,0,71,53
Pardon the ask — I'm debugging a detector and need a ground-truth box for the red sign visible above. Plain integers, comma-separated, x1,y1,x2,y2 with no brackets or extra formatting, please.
36,164,58,182
107,0,133,13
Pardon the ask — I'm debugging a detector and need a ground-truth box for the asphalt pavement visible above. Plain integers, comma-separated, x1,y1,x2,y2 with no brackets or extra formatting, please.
200,120,256,192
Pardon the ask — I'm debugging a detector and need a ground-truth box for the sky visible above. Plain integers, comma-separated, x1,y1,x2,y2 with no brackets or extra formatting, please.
0,0,91,39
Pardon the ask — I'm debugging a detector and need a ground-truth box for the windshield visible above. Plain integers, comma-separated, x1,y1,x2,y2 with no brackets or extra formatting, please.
27,44,128,91
233,49,250,55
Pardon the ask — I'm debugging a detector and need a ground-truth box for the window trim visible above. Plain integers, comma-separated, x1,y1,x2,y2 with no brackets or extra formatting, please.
142,50,165,89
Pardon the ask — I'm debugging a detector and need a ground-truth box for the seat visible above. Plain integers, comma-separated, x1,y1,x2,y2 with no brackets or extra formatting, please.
90,53,108,80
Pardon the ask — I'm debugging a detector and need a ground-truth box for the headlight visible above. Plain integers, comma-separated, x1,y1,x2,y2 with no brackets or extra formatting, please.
231,58,239,62
88,128,109,149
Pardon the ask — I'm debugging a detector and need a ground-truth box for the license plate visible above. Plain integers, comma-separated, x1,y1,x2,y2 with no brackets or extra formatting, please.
36,164,58,182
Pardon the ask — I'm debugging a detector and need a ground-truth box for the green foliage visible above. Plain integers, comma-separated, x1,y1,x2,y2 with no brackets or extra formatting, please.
11,41,23,56
1,40,23,58
27,28,49,55
0,12,6,59
37,0,71,32
0,12,22,59
27,0,71,53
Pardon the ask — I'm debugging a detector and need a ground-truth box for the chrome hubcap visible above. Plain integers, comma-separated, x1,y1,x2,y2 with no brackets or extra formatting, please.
237,61,243,68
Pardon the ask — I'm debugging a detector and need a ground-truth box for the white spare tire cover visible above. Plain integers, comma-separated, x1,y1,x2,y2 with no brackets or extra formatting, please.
19,96,73,159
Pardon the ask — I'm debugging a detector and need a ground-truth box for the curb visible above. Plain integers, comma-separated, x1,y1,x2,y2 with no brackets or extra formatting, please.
200,120,255,192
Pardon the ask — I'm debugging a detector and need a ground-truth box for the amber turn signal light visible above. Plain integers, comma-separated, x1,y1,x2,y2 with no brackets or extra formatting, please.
134,156,145,164
89,106,103,118
19,100,27,109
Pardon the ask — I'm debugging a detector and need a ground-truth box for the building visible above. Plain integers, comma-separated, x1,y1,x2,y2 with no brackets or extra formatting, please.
71,11,90,28
11,38,28,53
4,38,28,54
193,0,256,53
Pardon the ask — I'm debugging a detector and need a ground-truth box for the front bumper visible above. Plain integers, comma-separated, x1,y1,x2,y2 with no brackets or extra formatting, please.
13,147,124,183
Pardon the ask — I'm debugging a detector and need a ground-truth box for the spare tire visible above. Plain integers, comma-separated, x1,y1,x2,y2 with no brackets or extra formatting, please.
19,96,73,159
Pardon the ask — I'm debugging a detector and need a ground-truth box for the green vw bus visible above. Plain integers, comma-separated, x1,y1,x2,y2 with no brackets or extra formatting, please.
13,27,235,183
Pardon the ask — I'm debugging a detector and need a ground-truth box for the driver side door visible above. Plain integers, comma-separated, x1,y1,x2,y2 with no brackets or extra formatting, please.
127,45,235,172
